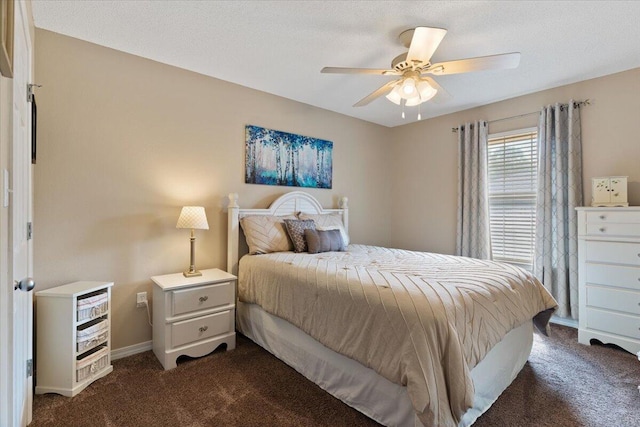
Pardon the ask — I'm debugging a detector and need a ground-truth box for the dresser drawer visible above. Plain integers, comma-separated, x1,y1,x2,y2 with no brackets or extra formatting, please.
586,211,640,224
172,282,234,316
586,263,640,291
171,310,233,348
586,285,640,315
585,308,640,340
585,241,640,266
586,223,640,237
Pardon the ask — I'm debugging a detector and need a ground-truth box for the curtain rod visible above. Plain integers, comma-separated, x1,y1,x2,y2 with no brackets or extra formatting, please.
451,99,591,132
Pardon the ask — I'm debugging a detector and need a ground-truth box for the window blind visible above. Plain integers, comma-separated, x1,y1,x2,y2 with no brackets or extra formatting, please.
487,130,537,269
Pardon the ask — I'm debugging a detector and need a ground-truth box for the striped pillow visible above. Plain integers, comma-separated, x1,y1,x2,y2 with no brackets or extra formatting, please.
240,215,297,254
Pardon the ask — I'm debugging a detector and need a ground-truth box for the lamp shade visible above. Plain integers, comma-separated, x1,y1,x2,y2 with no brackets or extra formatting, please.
385,86,403,105
387,78,438,107
405,81,438,106
176,206,209,230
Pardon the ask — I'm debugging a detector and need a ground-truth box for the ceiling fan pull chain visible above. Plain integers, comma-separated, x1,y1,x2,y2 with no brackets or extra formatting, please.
418,102,422,121
401,98,406,119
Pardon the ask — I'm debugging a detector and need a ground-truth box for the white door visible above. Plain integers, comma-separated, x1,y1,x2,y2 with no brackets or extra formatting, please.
11,1,34,426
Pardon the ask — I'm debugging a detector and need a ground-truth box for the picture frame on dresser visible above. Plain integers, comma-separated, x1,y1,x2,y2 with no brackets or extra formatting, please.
576,207,640,355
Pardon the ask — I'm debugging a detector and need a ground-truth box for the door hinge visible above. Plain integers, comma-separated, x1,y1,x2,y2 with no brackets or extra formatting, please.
27,83,41,103
26,359,33,377
27,222,32,240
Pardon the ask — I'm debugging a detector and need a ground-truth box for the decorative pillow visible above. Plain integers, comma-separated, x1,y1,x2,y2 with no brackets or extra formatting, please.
298,213,349,246
240,215,296,254
304,229,345,254
283,219,316,253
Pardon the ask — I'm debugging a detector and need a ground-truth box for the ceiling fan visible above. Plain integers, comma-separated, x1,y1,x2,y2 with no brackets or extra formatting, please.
321,27,521,113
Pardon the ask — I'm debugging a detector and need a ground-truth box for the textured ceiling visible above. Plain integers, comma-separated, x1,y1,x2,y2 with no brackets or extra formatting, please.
32,1,640,128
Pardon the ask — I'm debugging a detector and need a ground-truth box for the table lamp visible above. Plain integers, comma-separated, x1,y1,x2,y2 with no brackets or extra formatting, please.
176,206,209,277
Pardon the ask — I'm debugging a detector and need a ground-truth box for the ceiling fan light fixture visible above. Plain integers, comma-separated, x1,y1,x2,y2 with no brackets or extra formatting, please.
403,80,437,107
404,96,422,107
401,78,416,95
385,86,403,105
417,81,437,101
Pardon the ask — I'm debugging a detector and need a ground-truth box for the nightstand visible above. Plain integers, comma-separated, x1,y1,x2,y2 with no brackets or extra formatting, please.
151,268,236,370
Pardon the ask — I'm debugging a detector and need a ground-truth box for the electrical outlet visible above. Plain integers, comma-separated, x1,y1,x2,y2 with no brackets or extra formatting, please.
136,292,147,308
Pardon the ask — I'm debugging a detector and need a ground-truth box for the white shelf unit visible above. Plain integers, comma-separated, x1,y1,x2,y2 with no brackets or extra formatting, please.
577,207,640,354
35,281,114,397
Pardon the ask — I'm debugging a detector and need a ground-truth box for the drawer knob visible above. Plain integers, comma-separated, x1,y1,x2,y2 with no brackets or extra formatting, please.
199,296,209,303
599,227,606,232
599,215,605,220
199,326,208,333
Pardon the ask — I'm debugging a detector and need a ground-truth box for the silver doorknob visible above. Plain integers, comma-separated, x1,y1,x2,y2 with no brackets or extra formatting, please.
14,277,35,292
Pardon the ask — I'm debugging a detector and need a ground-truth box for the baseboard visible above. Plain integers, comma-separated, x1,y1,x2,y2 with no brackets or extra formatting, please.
550,315,578,329
111,340,152,360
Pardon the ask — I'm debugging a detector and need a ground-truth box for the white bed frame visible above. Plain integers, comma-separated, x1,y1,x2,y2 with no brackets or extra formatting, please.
226,191,532,427
226,191,348,275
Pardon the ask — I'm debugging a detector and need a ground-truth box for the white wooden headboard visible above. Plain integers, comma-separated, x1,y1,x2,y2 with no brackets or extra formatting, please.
226,191,349,275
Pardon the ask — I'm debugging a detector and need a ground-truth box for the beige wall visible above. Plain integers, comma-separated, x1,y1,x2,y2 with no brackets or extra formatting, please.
390,67,640,255
34,29,393,350
35,28,640,351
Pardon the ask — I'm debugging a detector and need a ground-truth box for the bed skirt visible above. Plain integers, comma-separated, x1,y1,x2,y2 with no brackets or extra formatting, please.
237,301,533,427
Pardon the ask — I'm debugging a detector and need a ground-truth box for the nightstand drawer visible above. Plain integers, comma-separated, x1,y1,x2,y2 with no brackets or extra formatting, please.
586,308,640,340
172,282,233,316
587,286,640,315
171,310,233,348
586,263,640,291
585,241,640,266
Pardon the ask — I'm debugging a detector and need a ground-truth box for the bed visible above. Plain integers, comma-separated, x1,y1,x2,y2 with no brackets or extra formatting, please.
227,191,557,427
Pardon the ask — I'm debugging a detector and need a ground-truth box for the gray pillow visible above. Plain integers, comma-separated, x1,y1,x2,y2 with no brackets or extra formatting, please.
304,229,345,254
283,219,316,253
298,213,349,246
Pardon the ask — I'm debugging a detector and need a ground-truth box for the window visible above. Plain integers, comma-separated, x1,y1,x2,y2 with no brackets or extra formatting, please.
487,128,537,269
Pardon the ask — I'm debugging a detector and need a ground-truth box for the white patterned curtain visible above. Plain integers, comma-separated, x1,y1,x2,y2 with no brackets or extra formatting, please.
456,121,491,259
535,101,583,319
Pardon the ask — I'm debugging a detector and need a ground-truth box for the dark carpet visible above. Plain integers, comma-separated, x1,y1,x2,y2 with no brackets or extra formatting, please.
32,325,639,426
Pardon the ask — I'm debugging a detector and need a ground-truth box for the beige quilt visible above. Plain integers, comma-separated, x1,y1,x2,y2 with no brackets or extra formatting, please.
238,245,557,427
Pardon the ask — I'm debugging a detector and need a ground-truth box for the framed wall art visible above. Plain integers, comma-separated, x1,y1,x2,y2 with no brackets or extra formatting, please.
245,125,333,189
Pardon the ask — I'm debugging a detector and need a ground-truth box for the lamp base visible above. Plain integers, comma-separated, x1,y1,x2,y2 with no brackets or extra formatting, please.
183,269,202,278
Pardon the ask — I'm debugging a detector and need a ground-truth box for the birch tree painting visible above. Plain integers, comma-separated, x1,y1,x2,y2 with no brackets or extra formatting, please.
245,125,333,189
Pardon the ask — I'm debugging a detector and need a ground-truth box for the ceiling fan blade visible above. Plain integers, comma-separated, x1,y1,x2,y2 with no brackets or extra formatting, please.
421,76,452,103
424,52,521,75
406,27,447,64
353,80,399,107
321,66,398,75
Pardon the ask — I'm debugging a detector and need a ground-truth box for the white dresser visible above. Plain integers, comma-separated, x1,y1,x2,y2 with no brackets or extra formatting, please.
151,268,236,370
577,207,640,355
35,281,114,397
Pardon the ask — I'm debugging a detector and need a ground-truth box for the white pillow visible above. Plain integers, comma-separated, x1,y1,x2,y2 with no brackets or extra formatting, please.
240,214,297,254
298,213,349,246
